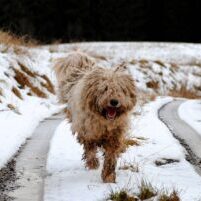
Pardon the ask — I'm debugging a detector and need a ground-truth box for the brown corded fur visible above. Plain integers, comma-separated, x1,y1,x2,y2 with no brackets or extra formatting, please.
54,51,136,183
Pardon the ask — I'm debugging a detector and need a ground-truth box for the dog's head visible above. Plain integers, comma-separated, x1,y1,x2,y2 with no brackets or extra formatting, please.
81,65,136,120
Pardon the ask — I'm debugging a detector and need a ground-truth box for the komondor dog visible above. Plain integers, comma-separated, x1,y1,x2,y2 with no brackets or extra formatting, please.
54,51,136,183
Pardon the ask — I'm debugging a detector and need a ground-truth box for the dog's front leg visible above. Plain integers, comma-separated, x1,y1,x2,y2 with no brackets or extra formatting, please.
101,149,117,183
83,142,100,169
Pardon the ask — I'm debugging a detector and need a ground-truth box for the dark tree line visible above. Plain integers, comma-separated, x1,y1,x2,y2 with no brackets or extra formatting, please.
0,0,201,43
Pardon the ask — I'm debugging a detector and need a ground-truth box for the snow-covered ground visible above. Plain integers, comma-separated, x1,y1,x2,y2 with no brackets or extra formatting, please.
179,100,201,135
0,42,201,200
0,45,61,169
44,97,201,201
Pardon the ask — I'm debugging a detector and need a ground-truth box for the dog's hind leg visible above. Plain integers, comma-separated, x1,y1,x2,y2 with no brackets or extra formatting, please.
82,141,99,170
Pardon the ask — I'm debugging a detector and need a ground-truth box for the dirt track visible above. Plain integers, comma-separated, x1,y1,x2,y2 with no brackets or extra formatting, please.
159,100,201,175
1,114,62,201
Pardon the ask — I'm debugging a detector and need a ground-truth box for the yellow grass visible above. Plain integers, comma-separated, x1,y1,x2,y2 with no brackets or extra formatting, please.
168,85,200,99
0,30,38,47
13,68,47,98
12,87,23,100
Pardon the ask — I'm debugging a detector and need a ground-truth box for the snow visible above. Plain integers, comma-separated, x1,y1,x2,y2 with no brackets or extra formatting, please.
44,97,201,201
0,45,61,169
48,42,201,96
0,97,59,168
178,100,201,135
0,42,201,200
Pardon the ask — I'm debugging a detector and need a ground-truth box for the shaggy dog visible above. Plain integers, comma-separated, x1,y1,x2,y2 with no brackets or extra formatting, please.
54,51,136,183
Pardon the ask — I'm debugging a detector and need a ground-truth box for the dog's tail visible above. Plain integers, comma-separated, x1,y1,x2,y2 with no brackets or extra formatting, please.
54,51,95,103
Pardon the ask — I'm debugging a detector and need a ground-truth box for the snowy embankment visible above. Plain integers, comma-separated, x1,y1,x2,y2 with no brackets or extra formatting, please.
178,100,201,135
44,97,201,201
0,45,61,169
47,42,201,97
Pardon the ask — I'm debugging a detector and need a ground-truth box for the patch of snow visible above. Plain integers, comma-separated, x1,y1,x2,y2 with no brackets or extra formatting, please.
0,45,61,169
44,97,201,201
178,100,201,135
0,96,60,169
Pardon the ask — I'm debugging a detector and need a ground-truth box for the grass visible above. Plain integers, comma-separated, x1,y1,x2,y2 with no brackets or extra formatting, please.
17,62,55,94
40,75,55,94
7,103,16,110
125,138,140,147
138,180,157,200
13,68,47,98
168,85,200,99
146,80,159,90
154,60,166,67
12,87,23,100
7,103,21,114
119,163,139,173
159,190,180,201
18,62,36,77
107,180,180,201
107,190,137,201
0,30,37,47
139,59,149,66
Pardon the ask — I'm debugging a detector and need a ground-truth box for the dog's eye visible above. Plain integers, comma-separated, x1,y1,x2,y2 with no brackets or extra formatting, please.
105,86,108,91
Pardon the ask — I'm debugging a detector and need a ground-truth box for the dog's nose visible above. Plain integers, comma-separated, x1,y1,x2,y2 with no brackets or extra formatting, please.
110,99,119,107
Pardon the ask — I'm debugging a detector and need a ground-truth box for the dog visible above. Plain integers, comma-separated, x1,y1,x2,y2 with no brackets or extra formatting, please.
54,51,136,183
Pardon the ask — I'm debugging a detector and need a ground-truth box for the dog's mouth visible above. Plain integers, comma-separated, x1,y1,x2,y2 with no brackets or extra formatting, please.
101,107,118,120
106,107,117,120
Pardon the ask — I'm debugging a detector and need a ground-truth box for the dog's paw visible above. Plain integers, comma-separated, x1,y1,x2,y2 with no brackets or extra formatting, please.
86,158,100,170
102,172,116,183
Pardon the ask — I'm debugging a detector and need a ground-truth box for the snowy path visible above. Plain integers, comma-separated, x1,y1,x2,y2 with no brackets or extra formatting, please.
44,98,201,201
159,100,201,175
8,114,63,201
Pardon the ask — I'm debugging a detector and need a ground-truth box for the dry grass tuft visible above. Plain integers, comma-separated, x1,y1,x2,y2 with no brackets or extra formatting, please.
40,75,55,94
125,138,140,147
129,59,137,65
159,190,180,201
13,68,47,98
17,62,55,94
0,30,38,47
7,104,21,114
119,163,139,172
107,180,181,201
139,59,149,68
18,62,36,77
7,104,16,110
154,60,166,67
12,87,23,100
168,85,200,99
146,80,159,89
107,190,137,201
138,180,157,200
139,59,149,65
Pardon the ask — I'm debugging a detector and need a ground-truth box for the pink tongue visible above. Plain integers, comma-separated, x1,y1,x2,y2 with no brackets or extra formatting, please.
107,107,116,118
